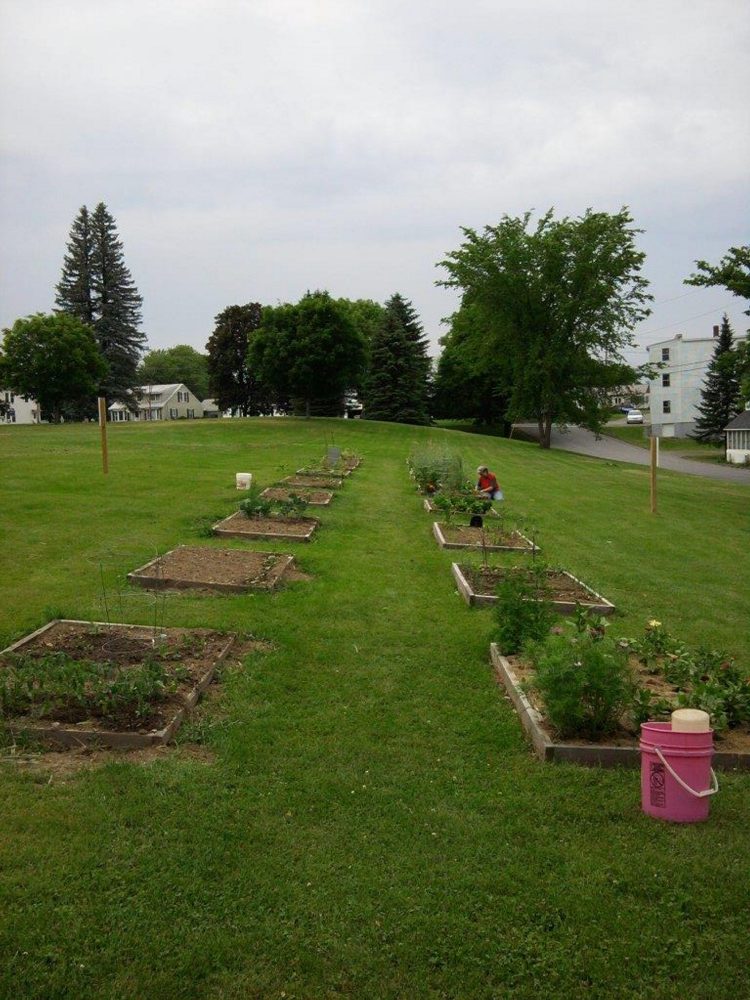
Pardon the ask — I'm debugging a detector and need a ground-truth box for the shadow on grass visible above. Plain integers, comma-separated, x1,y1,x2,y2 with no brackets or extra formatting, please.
436,420,538,444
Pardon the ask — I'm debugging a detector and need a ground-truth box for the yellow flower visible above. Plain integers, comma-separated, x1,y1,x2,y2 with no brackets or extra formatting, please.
648,619,661,628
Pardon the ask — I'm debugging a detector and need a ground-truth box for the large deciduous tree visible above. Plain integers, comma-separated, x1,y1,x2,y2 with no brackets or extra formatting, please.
437,208,652,447
139,345,210,400
692,314,741,443
248,291,366,418
55,203,145,404
206,303,271,416
685,245,750,315
0,314,108,423
363,294,431,424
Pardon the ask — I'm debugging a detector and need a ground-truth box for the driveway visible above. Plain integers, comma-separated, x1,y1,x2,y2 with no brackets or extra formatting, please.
512,424,750,484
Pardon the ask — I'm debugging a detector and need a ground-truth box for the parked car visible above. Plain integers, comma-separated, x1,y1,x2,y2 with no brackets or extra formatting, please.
626,409,644,424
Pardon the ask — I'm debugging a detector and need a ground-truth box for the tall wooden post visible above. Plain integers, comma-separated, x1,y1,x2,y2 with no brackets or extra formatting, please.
649,436,657,513
98,396,109,475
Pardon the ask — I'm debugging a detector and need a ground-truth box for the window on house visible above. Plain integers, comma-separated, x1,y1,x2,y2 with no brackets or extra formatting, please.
662,374,670,387
663,400,671,414
169,408,178,419
662,348,670,361
187,409,195,419
8,408,16,423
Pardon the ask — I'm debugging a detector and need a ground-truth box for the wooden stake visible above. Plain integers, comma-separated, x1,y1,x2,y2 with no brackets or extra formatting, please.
98,396,109,475
650,435,657,513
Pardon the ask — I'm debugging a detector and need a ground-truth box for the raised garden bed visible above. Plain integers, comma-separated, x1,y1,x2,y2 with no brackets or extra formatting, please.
280,474,343,489
490,644,750,771
423,497,498,516
261,487,333,507
433,521,537,552
212,511,319,542
452,564,615,614
0,620,237,749
297,466,352,478
128,545,296,593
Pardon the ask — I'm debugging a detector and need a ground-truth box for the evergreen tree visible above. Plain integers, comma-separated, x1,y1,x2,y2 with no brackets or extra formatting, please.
693,314,741,443
54,206,95,325
206,303,272,415
362,295,431,425
55,203,145,403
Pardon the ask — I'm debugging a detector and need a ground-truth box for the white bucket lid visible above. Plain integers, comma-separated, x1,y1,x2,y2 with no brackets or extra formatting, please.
671,708,711,733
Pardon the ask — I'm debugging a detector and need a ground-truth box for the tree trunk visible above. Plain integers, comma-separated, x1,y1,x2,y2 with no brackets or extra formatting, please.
538,413,552,448
305,399,310,419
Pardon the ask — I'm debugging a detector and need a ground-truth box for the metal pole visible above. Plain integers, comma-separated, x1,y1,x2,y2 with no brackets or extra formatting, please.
98,396,109,475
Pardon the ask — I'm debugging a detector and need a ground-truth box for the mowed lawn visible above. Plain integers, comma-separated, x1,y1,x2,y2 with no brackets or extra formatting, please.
0,418,748,1000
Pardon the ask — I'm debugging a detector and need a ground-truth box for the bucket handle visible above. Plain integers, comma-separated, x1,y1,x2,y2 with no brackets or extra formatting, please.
652,745,719,799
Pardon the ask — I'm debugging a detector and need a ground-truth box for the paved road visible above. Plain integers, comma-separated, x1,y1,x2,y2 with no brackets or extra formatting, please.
513,424,750,484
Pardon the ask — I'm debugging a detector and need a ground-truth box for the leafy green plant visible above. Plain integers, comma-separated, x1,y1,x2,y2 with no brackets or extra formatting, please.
275,493,309,518
0,652,184,725
239,488,273,519
493,569,555,655
407,445,463,493
529,633,633,739
629,687,674,728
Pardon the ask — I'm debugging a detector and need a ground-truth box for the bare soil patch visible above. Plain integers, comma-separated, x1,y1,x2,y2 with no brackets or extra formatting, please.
261,487,333,506
434,522,535,551
0,620,238,748
128,545,295,592
213,511,319,542
281,474,343,489
454,564,614,613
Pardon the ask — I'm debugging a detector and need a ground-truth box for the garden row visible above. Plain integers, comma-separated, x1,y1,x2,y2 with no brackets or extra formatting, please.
408,444,750,771
0,450,363,750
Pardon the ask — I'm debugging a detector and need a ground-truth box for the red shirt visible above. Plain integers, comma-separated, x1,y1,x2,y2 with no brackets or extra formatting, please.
478,472,499,492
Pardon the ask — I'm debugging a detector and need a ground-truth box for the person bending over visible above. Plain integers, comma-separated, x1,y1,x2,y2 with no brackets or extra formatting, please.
476,466,503,501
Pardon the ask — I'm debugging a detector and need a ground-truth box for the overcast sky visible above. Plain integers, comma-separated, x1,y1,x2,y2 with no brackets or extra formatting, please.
1,0,748,366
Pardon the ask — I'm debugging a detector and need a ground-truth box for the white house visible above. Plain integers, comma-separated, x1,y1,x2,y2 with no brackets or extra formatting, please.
1,390,41,425
647,327,747,438
725,409,750,465
108,384,203,422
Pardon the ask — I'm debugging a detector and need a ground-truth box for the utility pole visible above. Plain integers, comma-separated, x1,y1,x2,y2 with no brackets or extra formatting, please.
650,435,657,513
98,396,109,474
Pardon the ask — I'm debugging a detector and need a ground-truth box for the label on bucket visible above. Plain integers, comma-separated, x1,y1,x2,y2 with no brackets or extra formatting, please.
650,761,666,807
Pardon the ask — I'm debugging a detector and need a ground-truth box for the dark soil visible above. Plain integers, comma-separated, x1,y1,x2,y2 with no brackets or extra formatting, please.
281,475,342,489
440,524,532,549
261,487,332,505
0,622,234,732
464,566,600,603
506,653,750,753
214,511,318,539
130,546,292,591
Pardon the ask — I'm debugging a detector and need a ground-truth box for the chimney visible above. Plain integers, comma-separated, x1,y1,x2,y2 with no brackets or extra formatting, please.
675,333,682,340
713,325,719,337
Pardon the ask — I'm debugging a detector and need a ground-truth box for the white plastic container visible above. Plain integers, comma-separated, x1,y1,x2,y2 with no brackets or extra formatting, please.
236,473,252,490
671,709,711,733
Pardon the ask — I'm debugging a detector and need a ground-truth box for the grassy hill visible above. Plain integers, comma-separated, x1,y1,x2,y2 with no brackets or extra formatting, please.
1,417,748,1000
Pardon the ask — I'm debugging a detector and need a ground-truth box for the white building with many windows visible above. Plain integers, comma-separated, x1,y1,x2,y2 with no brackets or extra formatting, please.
1,390,41,424
108,384,204,422
646,328,747,438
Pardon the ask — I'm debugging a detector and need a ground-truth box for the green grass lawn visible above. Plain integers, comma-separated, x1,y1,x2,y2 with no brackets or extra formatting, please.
1,418,748,1000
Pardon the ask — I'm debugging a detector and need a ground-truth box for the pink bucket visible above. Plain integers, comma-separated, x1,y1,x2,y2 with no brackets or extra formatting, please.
639,722,718,823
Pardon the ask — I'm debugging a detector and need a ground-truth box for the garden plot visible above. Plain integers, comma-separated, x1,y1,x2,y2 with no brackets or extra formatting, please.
452,563,615,613
280,474,343,489
490,644,750,771
423,496,498,516
213,511,319,542
128,545,296,593
261,487,333,507
433,521,537,552
0,620,237,749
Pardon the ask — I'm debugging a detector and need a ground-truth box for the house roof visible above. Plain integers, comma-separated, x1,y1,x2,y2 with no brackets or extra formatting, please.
108,384,190,411
725,409,750,431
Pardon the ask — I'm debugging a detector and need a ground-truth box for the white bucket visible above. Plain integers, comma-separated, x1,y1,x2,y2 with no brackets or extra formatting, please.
236,473,252,490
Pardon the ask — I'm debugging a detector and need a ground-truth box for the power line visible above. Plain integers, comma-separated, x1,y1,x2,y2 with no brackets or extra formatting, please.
636,305,733,338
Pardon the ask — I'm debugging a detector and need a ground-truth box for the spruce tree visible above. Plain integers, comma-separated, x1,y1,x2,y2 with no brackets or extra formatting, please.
55,202,145,403
693,314,740,443
363,296,431,425
363,294,430,424
55,206,95,325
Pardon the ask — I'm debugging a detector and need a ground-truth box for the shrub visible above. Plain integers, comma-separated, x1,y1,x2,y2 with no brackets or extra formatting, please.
493,567,555,655
239,488,272,519
529,633,633,739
